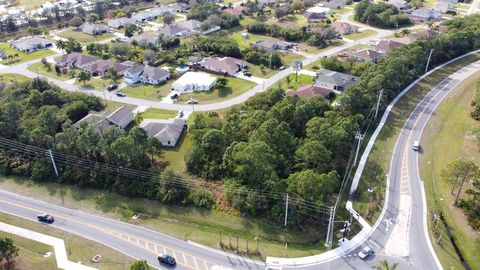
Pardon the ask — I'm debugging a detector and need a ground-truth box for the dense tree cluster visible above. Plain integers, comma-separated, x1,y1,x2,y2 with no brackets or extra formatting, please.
341,15,480,117
242,46,283,68
196,36,242,58
186,90,363,223
354,0,412,28
200,13,240,31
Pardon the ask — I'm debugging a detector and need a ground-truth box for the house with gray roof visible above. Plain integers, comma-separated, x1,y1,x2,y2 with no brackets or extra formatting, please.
74,105,133,133
106,105,133,129
315,69,358,93
130,32,158,44
108,17,134,29
78,22,109,35
168,2,190,12
0,50,7,59
304,11,327,22
140,118,186,147
251,39,293,52
375,40,404,53
351,49,383,63
10,36,53,53
159,25,193,38
55,52,99,69
124,65,171,85
411,8,441,19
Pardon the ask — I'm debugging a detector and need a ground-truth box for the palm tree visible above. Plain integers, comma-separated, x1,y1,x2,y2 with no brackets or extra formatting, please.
55,40,66,54
371,260,398,270
400,29,411,37
292,60,303,82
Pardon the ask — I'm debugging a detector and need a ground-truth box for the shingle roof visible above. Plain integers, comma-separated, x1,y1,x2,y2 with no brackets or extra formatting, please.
201,57,248,74
107,105,133,127
142,65,170,80
375,40,404,53
176,19,201,31
352,49,383,61
140,118,186,146
79,22,108,35
10,36,51,50
285,84,333,99
74,113,111,134
55,52,98,67
315,69,359,87
130,32,158,44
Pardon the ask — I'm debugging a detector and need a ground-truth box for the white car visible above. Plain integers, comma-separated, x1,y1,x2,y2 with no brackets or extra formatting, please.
358,246,374,259
413,140,420,151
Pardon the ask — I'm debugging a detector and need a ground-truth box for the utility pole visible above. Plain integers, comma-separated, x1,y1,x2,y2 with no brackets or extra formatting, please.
425,49,434,73
284,194,289,227
324,206,334,248
353,131,365,166
374,89,384,119
48,149,59,176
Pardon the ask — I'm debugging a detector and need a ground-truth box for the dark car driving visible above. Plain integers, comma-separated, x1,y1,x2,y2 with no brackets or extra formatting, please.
37,213,54,223
107,84,118,91
158,253,176,266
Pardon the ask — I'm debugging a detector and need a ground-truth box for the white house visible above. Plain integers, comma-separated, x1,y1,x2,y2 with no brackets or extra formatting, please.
10,36,53,53
171,72,217,93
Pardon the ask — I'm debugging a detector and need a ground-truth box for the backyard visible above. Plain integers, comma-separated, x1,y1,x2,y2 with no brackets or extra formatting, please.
57,28,114,43
0,43,54,65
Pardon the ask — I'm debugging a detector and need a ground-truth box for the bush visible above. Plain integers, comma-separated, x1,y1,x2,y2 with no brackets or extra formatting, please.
188,188,215,208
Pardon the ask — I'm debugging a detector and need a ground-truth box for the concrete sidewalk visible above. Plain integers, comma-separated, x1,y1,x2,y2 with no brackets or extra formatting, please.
0,221,97,270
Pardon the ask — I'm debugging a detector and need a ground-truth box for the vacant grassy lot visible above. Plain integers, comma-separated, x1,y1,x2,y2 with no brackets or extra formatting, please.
419,72,480,270
353,52,480,224
246,63,277,78
0,212,133,269
75,76,118,91
17,0,47,9
57,29,113,43
140,108,178,119
176,76,256,104
0,177,327,258
0,73,31,84
27,62,72,81
275,73,314,90
0,43,54,65
121,81,173,101
343,30,377,41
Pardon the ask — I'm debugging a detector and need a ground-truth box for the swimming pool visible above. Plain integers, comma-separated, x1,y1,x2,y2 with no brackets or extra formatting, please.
176,66,189,72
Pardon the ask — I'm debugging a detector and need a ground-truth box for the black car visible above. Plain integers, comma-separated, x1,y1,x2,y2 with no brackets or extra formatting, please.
243,71,252,77
37,213,54,223
158,253,176,266
171,93,179,100
107,84,118,91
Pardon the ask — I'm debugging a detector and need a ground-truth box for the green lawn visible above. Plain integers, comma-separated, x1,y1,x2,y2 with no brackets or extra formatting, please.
267,14,308,28
275,73,314,90
140,108,178,119
419,73,480,270
343,29,377,41
176,76,256,104
247,63,277,78
239,16,258,28
0,231,57,270
353,52,480,225
0,176,327,259
230,32,266,50
163,132,192,172
27,62,72,81
18,0,47,10
281,52,304,67
0,43,54,65
57,28,114,43
121,80,174,101
74,76,119,91
0,212,133,269
0,73,31,84
331,7,352,14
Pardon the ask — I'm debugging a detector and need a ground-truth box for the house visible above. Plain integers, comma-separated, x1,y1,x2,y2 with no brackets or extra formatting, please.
124,65,171,85
131,10,156,22
78,22,109,35
55,52,98,69
411,8,441,19
257,0,276,8
432,1,454,12
168,2,190,12
251,39,293,52
309,27,338,39
108,17,134,29
172,72,217,93
322,0,349,9
130,32,158,44
74,105,133,132
106,105,133,129
224,6,244,17
304,11,327,22
390,36,413,45
306,6,330,14
176,19,202,32
314,69,358,93
200,57,248,75
188,56,203,65
375,40,404,53
388,0,405,9
10,36,53,53
159,25,194,38
408,29,440,40
332,21,359,34
140,118,186,147
351,49,383,63
149,6,175,17
84,60,131,76
285,84,334,100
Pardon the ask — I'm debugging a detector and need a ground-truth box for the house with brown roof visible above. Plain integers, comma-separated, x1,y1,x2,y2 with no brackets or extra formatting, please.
351,49,383,63
332,21,359,35
55,53,99,69
224,6,244,17
285,84,334,100
375,40,404,53
84,60,131,76
304,11,327,22
200,57,248,75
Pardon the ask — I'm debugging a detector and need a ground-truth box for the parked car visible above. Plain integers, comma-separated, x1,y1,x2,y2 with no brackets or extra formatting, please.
157,253,176,266
243,71,252,77
177,110,184,118
171,93,179,100
358,246,374,259
279,66,286,70
37,213,54,223
107,84,118,91
187,98,198,104
116,92,126,97
116,37,129,42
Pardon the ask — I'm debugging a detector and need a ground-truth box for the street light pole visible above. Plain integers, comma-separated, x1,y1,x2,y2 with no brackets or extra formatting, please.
284,194,289,227
425,49,434,73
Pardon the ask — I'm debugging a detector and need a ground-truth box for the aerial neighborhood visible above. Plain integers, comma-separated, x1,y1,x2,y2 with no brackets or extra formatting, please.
0,0,479,268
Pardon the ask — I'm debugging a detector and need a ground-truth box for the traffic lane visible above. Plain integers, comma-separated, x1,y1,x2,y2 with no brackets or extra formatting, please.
0,191,264,270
